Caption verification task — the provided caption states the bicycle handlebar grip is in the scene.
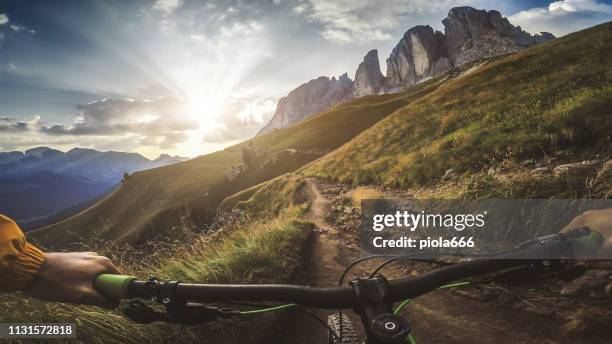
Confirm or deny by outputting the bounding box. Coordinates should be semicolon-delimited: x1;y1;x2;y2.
94;274;136;299
570;228;604;257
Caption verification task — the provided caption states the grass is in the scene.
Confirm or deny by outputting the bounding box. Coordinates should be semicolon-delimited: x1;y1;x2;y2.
305;22;612;197
152;206;312;284
4;207;312;343
225;175;310;219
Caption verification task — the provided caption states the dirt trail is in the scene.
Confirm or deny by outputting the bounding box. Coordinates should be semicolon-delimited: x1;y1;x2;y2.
273;178;606;344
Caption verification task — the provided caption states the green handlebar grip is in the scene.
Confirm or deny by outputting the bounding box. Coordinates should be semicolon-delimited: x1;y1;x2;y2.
94;274;136;299
571;229;604;257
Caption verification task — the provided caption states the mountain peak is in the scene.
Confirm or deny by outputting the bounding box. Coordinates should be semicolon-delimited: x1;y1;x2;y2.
25;147;52;158
383;6;555;90
353;49;385;97
257;74;354;134
153;154;188;164
442;6;554;66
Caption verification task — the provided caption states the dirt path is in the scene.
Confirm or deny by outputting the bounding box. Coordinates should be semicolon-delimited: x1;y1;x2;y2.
272;178;607;344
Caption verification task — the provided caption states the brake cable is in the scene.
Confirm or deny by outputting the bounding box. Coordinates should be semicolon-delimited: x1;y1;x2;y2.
238;303;297;315
392;281;471;344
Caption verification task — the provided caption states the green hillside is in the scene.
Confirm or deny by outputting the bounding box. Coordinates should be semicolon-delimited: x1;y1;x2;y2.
31;81;443;248
305;22;612;198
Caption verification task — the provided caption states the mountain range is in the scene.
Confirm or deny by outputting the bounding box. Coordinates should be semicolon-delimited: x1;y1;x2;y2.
0;147;187;228
258;6;554;134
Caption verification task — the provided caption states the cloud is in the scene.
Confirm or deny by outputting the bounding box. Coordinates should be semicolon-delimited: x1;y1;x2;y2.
28;94;275;150
7;62;16;71
154;0;183;13
201;96;277;143
219;21;264;38
0;116;38;133
295;0;460;43
40;97;197;144
509;0;612;36
0;13;35;49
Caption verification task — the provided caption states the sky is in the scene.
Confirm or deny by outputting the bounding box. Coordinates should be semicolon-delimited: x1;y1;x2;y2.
1;0;611;159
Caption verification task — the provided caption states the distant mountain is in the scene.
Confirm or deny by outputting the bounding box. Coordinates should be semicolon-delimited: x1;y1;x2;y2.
153;153;188;165
0;147;188;183
0;147;188;226
258;6;554;133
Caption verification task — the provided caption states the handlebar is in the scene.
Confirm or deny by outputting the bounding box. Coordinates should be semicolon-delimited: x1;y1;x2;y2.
94;229;604;309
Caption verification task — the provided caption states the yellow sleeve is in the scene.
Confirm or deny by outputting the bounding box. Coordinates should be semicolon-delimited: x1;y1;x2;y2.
0;214;45;292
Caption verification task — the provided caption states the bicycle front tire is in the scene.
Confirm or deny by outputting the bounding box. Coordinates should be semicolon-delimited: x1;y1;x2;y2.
327;313;360;344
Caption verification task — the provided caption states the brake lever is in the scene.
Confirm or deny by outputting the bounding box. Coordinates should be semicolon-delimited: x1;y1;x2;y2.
516;233;568;250
123;300;167;324
123;300;238;325
516;227;597;255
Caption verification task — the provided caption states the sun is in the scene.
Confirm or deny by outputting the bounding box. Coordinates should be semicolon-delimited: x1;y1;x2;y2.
184;95;226;137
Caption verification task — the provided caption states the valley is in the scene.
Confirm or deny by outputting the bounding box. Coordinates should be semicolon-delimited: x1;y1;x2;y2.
0;147;186;228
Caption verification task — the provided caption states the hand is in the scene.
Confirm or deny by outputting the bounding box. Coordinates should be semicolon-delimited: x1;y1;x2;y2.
24;252;122;308
562;208;612;259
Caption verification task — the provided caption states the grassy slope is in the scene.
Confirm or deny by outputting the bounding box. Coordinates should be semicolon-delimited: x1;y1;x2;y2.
5;207;313;343
32;88;439;248
305;22;612;198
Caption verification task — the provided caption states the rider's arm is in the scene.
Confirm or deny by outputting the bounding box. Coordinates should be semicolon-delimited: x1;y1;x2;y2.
1;213;122;308
0;214;45;292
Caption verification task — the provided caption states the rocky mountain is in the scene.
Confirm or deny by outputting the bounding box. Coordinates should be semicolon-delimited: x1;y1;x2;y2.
258;74;354;134
257;6;554;133
443;7;555;66
383;7;555;90
353;49;386;97
383;25;449;92
0;147;188;226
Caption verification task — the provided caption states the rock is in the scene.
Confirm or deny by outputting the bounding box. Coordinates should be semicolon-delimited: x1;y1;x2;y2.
353;49;385;97
531;167;552;175
258;74;354;134
560;270;610;296
443;7;553;66
553;160;600;176
383;25;447;90
534;32;555;43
